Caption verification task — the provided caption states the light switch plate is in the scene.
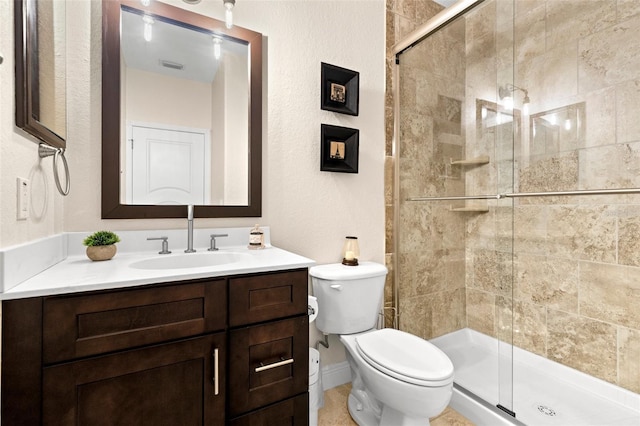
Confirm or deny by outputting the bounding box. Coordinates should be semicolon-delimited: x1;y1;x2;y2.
17;177;30;220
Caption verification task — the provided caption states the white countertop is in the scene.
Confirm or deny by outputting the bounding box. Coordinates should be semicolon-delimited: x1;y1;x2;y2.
2;245;315;300
0;228;316;300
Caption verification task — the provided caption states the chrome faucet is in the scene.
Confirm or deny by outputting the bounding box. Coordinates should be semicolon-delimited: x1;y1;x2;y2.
185;204;196;253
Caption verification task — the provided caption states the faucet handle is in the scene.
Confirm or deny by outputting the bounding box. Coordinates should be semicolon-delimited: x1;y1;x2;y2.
147;236;171;254
208;234;229;251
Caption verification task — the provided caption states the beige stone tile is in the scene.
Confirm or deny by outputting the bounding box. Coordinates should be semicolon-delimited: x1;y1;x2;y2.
513;205;547;255
399;294;429;339
585;86;616;148
471;249;513;297
416;0;444;25
515;253;579;313
514;299;547;357
546;0;616;47
318;384;357;426
546;205;617;263
514;3;545;65
618;205;640;267
617;0;640;22
429;288;466;338
466;288;495;337
580;261;640;330
518;151;579;195
617;80;640;144
579;14;640;92
547;309;617;384
431;406;475;426
618;327;640;393
319;384;474;426
580;142;640;191
384;253;394;308
385;204;394;254
384;155;394;206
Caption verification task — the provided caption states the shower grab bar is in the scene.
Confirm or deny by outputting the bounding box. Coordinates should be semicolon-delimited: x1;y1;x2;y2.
408;187;640;202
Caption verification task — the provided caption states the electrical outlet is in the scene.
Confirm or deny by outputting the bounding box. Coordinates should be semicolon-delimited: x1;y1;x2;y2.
17;177;30;220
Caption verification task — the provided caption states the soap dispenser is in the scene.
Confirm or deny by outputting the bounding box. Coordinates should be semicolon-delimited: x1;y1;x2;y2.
248;224;265;249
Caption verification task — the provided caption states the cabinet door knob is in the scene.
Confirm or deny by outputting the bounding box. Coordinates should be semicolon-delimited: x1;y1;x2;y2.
255;357;294;373
212;348;219;395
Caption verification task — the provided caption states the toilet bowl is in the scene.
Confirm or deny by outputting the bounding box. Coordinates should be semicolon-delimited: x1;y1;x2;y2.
309;262;454;426
341;329;453;426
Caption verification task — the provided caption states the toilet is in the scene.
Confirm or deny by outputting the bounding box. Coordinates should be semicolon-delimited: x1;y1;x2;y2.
310;262;454;426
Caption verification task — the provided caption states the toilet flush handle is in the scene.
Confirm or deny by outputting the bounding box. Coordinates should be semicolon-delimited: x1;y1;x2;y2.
330;284;343;291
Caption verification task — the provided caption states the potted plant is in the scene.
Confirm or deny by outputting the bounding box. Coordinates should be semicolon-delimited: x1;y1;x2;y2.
83;231;121;261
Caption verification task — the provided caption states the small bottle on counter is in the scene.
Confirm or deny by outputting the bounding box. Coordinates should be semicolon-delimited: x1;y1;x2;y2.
248;224;265;249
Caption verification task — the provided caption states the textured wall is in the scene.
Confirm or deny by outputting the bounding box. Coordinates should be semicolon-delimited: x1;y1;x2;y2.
1;0;385;366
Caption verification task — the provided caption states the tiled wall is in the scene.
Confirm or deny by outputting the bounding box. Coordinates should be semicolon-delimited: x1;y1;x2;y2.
389;0;640;394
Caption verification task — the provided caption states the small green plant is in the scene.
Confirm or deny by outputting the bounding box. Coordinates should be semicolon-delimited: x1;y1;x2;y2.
83;231;121;247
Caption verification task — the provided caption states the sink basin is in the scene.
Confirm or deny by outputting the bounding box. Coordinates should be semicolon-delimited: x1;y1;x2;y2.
130;252;249;270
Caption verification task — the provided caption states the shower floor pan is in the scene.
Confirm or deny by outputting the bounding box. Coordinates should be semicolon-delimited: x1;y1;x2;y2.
431;328;640;426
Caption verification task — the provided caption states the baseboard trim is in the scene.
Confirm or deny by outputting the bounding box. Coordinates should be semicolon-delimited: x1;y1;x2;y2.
321;361;351;391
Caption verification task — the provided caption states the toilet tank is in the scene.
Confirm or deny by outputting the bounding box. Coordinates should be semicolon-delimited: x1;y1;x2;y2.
309;262;388;335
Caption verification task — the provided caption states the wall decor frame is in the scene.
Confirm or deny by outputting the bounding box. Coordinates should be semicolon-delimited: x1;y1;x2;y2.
321;62;359;116
320;124;359;173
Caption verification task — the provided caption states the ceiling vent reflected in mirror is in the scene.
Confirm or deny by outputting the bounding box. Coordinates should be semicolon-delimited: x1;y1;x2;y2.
160;60;184;70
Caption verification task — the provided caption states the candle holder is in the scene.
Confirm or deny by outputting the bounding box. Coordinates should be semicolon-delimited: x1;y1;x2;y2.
341;236;360;266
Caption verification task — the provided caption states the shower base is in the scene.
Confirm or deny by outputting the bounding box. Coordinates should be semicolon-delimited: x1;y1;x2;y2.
430;328;640;426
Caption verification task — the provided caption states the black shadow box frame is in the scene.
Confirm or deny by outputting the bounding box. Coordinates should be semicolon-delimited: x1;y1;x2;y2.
321;63;359;116
320;124;359;173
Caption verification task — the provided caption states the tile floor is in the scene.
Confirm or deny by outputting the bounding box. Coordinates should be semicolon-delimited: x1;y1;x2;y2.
318;384;475;425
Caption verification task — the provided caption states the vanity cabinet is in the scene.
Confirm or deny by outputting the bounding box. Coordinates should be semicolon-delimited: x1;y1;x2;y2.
2;268;309;426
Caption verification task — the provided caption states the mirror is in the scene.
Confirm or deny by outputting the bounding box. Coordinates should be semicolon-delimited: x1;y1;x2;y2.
102;0;262;218
15;0;67;149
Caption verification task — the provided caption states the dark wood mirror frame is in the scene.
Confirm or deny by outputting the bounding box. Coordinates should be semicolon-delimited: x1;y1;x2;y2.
15;0;67;149
102;0;262;219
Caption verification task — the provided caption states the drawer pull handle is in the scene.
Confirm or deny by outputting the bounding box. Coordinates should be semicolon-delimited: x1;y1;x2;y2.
255;357;294;373
213;348;219;395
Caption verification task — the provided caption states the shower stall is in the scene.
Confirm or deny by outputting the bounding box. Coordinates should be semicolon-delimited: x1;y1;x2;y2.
392;0;640;424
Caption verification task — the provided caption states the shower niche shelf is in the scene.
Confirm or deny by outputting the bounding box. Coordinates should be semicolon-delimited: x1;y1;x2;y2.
449;205;489;213
450;156;490;166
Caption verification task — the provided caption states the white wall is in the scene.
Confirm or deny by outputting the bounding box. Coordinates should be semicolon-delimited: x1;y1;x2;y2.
1;0;385;366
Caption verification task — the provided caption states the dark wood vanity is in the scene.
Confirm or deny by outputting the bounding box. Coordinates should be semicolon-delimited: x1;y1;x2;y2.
2;268;309;425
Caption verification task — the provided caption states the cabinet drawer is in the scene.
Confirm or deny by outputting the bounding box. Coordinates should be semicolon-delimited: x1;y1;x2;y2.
43;279;226;364
228;393;309;426
229;269;307;326
228;315;309;416
43;333;225;426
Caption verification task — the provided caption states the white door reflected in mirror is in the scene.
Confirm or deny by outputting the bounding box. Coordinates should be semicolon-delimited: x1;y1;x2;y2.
120;7;249;206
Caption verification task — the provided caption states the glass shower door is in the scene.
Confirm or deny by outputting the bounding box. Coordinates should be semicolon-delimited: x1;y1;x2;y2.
394;0;516;416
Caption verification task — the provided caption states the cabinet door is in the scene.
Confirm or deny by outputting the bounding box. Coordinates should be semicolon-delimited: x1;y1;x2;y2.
228;394;309;426
42;333;225;426
229;269;307;327
229;316;308;416
43;279;226;364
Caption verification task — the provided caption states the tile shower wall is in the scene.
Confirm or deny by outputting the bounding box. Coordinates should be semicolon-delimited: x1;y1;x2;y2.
466;0;640;394
390;0;640;395
385;0;447;329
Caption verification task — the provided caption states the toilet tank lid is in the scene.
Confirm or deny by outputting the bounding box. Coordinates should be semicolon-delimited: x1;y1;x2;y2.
309;262;388;280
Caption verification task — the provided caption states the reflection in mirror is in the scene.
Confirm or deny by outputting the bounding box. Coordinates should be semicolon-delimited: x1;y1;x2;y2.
120;8;248;206
102;0;262;218
530;102;586;154
15;0;67;148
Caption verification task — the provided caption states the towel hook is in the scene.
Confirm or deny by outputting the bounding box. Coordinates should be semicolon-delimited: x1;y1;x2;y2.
38;143;70;196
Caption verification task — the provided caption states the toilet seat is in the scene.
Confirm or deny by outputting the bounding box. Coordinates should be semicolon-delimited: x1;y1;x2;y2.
355;329;454;387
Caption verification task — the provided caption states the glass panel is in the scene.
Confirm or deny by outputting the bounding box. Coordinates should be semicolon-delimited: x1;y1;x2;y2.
396;0;516;413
